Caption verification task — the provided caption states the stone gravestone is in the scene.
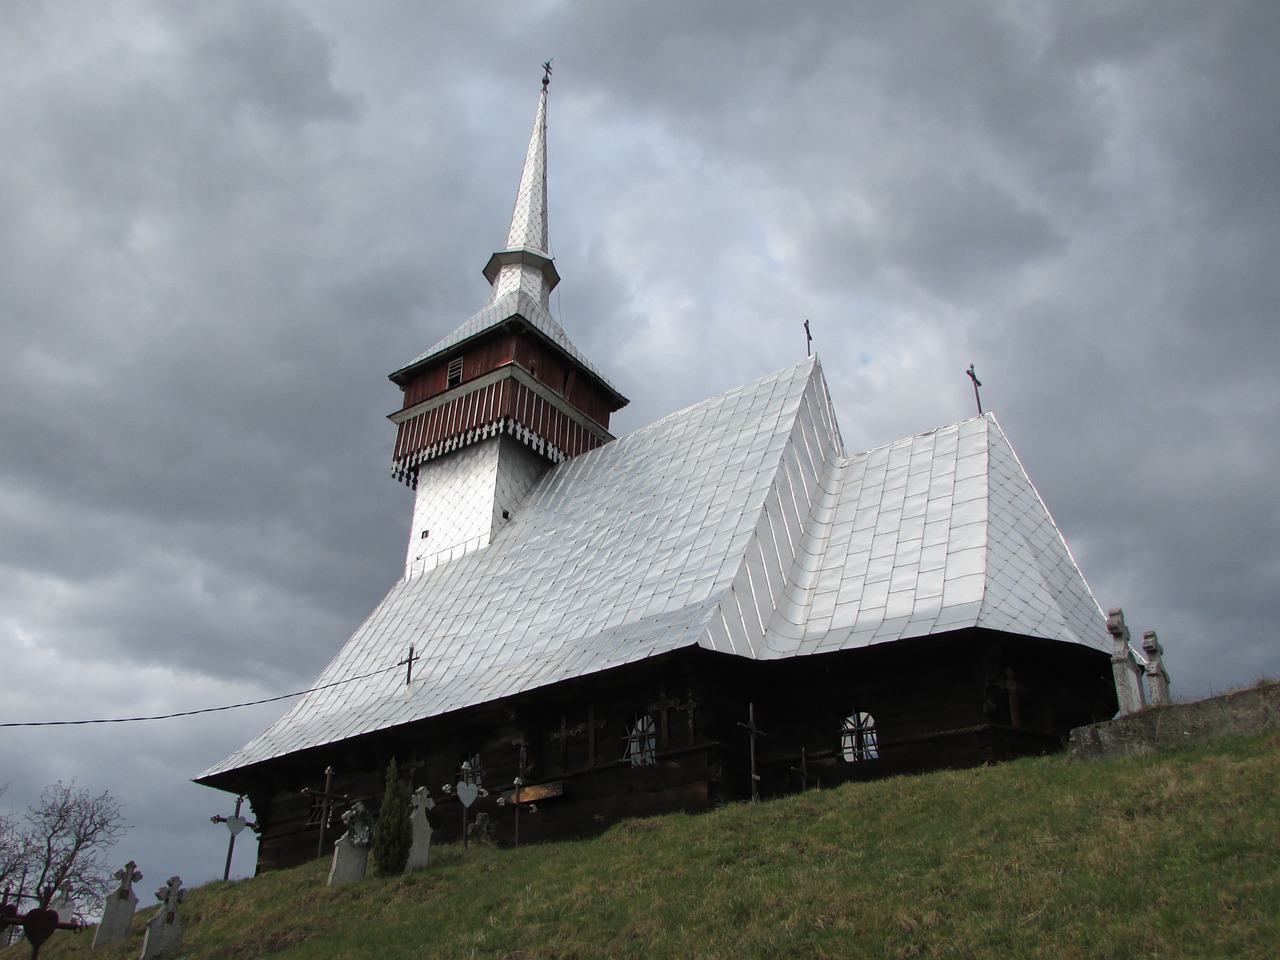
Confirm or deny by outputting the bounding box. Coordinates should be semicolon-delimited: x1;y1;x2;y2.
469;812;495;845
92;861;142;948
48;881;74;924
1142;630;1172;706
405;787;438;872
140;876;187;960
327;802;373;886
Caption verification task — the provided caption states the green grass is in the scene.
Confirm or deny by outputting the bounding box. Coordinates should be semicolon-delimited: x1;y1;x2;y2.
19;732;1280;959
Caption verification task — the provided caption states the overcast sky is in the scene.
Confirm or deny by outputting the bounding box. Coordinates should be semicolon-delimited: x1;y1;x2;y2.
3;0;1277;904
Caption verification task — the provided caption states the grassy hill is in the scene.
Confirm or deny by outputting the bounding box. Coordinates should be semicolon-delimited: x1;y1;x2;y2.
18;732;1279;959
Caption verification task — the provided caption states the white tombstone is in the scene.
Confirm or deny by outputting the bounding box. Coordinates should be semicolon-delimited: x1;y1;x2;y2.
140;876;186;960
48;881;74;924
327;802;372;886
405;787;436;872
93;860;142;948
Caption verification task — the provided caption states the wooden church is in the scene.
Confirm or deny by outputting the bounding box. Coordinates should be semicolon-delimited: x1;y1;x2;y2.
197;76;1118;872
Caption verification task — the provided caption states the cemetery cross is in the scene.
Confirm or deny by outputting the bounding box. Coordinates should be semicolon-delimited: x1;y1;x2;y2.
301;766;347;859
210;794;259;881
737;702;768;802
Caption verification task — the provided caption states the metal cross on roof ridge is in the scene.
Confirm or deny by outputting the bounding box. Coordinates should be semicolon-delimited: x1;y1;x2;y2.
967;363;983;416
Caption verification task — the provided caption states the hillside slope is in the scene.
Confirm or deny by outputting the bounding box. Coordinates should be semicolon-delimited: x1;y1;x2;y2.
20;732;1279;960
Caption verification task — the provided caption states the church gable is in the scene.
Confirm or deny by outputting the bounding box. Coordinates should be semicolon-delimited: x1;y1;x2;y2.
703;364;847;657
199;359;825;779
976;419;1104;646
780;415;1106;655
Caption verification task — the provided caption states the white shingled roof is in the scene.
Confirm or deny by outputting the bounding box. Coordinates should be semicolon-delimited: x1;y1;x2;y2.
394;288;620;395
200;357;1106;779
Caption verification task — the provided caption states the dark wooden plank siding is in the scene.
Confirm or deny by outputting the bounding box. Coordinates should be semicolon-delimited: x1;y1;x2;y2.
212;633;1115;874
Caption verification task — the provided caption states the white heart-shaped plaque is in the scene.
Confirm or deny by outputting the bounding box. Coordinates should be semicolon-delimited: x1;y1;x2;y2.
456;782;479;808
226;816;248;836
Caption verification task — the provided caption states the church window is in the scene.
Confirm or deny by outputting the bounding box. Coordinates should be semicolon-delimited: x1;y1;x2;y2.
625;714;657;766
841;711;879;762
447;356;464;388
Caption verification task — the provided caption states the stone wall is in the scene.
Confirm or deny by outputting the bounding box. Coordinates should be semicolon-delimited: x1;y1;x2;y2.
1068;680;1280;761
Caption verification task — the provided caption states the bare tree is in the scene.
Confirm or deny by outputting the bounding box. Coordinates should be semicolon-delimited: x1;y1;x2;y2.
0;785;33;893
21;782;125;915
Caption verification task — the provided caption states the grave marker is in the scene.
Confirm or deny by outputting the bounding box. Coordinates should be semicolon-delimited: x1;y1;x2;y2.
301;766;346;858
140;876;187;960
92;861;141;948
210;795;258;881
405;787;438;872
327;802;372;886
737;702;768;802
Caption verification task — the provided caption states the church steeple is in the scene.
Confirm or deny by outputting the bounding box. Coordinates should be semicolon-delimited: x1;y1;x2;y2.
386;70;628;578
482;72;559;308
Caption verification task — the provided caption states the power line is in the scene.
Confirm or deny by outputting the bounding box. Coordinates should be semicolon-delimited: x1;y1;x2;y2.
0;664;402;728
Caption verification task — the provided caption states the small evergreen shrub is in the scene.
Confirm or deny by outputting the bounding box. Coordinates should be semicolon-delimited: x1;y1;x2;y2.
372;757;413;877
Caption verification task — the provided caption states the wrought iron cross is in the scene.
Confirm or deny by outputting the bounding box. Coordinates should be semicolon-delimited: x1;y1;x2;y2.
737;702;768;802
804;319;813;357
300;766;346;859
649;686;683;748
583;705;606;767
0;891;83;959
446;757;486;850
790;746;817;790
675;688;699;742
210;795;259;882
542;59;553;88
511;737;529;847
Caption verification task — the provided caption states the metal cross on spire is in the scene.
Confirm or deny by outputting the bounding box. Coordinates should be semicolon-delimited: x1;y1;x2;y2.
804;320;813;357
542;59;553;88
967;364;983;416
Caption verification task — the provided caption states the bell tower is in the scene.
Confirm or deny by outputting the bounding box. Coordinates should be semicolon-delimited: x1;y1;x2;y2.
388;69;628;578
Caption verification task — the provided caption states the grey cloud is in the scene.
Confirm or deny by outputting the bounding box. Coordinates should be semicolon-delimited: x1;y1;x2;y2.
2;0;1277;897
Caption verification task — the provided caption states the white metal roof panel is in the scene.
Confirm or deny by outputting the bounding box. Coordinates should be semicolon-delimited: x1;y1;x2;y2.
201;358;1106;778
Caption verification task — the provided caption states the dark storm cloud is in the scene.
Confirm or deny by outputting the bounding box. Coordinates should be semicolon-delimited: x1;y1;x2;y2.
2;0;1276;893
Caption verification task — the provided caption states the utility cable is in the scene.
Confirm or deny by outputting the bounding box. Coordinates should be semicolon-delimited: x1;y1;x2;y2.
0;663;402;727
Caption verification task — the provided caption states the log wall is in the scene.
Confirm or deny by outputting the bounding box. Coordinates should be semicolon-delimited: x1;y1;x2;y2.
223;632;1116;873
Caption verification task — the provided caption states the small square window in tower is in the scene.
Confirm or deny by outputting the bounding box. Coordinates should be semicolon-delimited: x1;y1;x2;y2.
841;711;879;762
446;356;464;388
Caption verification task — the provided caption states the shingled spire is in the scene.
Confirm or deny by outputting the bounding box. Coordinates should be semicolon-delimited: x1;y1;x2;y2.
482;75;557;307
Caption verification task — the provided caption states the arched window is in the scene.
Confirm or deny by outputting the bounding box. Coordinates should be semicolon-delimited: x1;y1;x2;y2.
841;711;879;762
625;714;657;766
